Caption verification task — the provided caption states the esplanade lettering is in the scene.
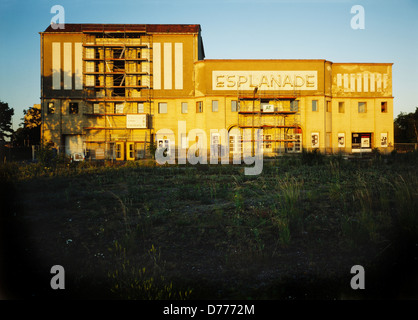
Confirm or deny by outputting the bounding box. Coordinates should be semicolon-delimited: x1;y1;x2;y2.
212;70;318;91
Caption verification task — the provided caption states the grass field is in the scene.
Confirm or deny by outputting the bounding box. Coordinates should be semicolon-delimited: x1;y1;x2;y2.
1;151;417;299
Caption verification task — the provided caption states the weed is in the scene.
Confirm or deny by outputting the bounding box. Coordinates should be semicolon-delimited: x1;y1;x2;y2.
272;215;291;251
301;149;324;165
393;175;418;240
108;242;192;300
233;191;244;213
277;176;304;234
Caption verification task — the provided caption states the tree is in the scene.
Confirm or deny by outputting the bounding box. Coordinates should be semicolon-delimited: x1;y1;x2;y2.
394;107;418;143
0;101;14;142
12;104;41;147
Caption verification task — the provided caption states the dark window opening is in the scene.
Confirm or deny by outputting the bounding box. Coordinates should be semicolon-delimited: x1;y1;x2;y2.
113;75;124;87
47;102;55;114
113;60;125;72
69;103;79;114
196;101;203;113
352;133;372;150
381;101;388;113
113;49;124;59
113;87;125;97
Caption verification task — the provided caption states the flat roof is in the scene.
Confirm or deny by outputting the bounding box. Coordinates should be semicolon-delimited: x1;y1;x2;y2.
41;23;201;34
197;59;393;65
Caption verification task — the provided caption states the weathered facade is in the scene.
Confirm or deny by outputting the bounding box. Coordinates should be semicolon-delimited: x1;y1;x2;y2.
40;23;394;160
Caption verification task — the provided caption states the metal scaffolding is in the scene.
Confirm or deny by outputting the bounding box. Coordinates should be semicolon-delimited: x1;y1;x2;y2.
237;89;302;156
81;25;154;160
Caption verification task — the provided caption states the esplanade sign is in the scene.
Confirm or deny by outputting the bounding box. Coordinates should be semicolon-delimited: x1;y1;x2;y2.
212;70;318;91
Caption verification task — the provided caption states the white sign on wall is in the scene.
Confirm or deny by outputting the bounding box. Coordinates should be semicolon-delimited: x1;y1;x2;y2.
212;70;318;91
311;132;319;148
380;133;388;147
338;133;345;148
361;136;370;148
262;104;275;112
126;114;147;129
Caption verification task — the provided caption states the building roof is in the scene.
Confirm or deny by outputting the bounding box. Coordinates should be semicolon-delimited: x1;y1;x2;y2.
42;23;201;34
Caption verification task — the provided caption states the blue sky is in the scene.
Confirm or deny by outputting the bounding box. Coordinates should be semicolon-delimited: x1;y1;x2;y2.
0;0;417;129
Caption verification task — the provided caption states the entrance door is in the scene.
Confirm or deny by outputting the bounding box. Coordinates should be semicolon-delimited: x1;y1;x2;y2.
115;142;124;160
352;133;372;153
126;142;135;161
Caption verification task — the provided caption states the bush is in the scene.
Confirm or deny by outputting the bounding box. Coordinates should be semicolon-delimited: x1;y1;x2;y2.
301;149;324;165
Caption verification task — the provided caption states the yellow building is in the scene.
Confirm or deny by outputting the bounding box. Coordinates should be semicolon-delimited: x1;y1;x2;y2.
40;23;394;161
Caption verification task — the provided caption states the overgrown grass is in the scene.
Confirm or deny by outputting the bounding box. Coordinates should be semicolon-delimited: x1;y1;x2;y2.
2;151;417;299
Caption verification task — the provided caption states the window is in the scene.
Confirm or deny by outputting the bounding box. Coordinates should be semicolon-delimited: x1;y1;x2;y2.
137;103;144;113
181;134;188;149
211;133;221;158
287;134;302;153
93;103;100;114
326;101;331;113
196;101;203;113
181;102;188;114
157;139;170;156
352;133;371;150
47;102;55;114
69;102;78;114
358;102;367;113
158;102;167;114
264;134;272;150
231;100;239;112
338;102;345;113
290;100;299;112
86;62;94;73
312;100;318;112
115;103;124;114
381;101;388;113
212;100;218;112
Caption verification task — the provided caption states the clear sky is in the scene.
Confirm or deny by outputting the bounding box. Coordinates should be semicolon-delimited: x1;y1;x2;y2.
0;0;417;130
